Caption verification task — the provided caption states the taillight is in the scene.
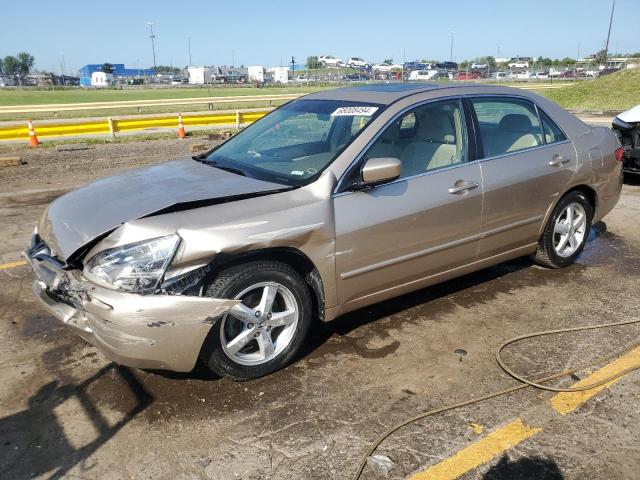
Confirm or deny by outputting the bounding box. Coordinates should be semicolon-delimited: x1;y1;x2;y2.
614;147;624;162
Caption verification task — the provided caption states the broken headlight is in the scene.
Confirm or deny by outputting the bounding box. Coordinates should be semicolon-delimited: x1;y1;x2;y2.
83;235;180;294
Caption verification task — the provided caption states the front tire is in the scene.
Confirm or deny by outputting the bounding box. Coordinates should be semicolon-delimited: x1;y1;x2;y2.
200;260;312;380
533;191;593;268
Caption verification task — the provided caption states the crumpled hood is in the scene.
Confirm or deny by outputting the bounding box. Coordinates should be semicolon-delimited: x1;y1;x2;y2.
37;158;288;262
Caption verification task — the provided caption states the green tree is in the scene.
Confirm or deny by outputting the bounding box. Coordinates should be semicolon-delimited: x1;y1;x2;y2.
3;56;20;83
594;49;608;65
101;62;115;74
383;58;393;65
155;65;181;75
306;56;320;69
16;51;34;79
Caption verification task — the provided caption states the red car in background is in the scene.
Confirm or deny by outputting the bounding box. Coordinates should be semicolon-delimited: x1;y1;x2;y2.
454;71;483;80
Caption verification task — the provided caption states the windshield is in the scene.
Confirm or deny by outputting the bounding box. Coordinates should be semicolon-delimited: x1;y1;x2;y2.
203;99;383;186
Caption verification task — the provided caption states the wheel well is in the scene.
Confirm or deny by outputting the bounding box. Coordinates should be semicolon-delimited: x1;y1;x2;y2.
210;248;325;322
566;185;597;212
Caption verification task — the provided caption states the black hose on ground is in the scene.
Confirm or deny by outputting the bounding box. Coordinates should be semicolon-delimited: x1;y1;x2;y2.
352;318;640;480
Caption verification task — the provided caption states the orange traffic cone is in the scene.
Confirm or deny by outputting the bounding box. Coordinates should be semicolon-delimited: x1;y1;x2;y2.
177;113;187;139
27;119;39;147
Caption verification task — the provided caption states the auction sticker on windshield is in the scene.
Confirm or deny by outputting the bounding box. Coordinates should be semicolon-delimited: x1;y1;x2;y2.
331;106;379;117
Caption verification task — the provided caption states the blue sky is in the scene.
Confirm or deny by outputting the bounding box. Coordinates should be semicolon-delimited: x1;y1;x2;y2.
1;0;638;74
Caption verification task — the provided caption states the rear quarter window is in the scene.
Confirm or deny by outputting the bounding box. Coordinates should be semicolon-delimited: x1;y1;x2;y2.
539;109;568;144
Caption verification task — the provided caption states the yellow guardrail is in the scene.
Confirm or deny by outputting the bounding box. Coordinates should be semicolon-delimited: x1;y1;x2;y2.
0;109;272;142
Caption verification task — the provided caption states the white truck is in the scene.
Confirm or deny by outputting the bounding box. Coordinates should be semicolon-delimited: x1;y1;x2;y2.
319;55;343;67
346;57;369;68
408;69;439;81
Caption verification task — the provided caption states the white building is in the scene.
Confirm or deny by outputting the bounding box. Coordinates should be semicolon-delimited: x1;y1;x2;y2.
248;66;265;83
187;66;214;84
268;67;289;84
91;71;114;87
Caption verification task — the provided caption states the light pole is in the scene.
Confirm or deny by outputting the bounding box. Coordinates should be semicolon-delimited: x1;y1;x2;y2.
187;36;192;66
147;22;157;76
450;31;455;62
59;52;66;86
603;0;615;65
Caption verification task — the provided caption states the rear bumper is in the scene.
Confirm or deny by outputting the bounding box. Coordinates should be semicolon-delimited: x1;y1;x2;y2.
26;254;238;372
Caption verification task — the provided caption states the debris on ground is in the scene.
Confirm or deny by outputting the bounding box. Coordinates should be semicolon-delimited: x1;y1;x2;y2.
208;132;232;141
55;143;92;151
188;143;210;153
469;422;484;435
0;156;25;167
367;454;395;476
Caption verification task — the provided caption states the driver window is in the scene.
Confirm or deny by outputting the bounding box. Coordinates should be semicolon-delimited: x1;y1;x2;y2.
364;99;468;178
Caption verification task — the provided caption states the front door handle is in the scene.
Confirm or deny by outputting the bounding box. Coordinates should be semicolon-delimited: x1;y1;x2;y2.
549;155;570;167
448;180;479;194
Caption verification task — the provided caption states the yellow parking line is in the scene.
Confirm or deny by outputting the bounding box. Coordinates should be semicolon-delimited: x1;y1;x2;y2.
0;259;27;270
410;346;640;480
410;418;542;480
550;345;640;415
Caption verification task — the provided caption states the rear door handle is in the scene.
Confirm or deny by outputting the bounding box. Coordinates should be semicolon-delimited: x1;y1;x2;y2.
549;155;570;167
448;180;479;194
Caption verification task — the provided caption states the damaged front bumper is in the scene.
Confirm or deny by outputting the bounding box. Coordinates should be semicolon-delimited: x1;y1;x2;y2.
25;251;239;372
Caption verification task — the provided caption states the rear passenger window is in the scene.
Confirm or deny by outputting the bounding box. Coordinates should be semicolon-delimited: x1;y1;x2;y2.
539;109;567;144
471;98;544;158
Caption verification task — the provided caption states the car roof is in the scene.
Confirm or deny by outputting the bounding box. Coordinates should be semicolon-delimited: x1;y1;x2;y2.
302;82;530;105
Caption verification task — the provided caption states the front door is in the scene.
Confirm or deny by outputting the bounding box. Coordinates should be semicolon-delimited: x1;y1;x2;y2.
333;98;484;307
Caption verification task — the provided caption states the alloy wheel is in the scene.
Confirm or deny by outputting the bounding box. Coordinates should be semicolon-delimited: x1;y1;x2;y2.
553;202;587;258
220;282;299;366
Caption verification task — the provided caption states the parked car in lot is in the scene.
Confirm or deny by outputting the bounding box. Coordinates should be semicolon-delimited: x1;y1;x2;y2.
471;63;488;70
455;71;483;80
491;71;509;80
404;62;430;71
372;63;393;72
508;60;529;69
435;61;458;70
408;69;439;81
533;71;549;79
612;105;640;174
26;83;623;380
346;57;369;68
319;55;343;67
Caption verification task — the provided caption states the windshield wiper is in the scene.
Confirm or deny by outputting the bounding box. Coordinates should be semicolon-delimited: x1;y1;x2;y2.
204;162;248;177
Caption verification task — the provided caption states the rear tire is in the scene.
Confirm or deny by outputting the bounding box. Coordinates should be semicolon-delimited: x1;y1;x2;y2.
532;191;593;268
200;260;312;381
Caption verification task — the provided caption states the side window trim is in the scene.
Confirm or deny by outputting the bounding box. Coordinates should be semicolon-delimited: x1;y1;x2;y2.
334;95;467;194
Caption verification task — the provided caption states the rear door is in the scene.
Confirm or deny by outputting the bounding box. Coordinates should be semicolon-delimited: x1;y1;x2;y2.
468;96;576;258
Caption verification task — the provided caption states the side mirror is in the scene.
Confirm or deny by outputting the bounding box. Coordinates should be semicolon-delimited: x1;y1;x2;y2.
360;157;401;186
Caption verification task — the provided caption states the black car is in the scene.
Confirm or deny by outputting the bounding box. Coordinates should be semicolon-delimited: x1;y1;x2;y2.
435;61;458;70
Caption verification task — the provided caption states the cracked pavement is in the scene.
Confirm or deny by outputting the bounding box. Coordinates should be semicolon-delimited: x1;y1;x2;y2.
1;140;640;479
